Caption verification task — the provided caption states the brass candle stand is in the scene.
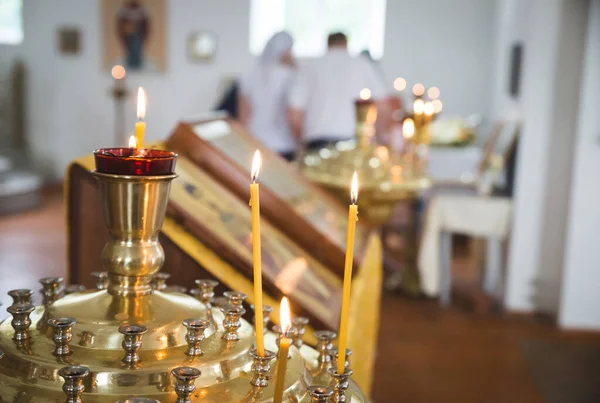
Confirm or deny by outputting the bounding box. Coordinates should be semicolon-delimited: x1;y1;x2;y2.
0;167;369;401
299;99;431;226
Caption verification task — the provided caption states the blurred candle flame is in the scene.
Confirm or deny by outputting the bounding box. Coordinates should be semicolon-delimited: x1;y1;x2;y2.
280;297;292;335
412;83;425;96
350;172;359;204
393;77;406;91
137;87;146;120
359;88;371;100
251;150;262;182
424;102;435;116
403;118;415;139
128;135;137;149
427;86;440;99
111;65;126;80
413;99;425;114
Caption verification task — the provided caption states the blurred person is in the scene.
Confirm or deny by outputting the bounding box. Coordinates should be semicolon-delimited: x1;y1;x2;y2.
289;32;387;151
238;31;298;161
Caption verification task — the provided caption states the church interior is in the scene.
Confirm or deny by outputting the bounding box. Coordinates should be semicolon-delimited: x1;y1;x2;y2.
1;0;599;402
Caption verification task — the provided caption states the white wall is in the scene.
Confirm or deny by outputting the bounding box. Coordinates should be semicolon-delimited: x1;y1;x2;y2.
381;0;495;119
503;0;591;314
0;0;496;179
559;0;600;329
13;0;253;179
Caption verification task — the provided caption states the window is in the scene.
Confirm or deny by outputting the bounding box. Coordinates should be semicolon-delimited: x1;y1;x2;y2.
0;0;23;45
249;0;387;59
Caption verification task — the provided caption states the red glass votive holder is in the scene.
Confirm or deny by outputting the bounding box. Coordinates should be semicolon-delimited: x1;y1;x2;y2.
94;148;177;176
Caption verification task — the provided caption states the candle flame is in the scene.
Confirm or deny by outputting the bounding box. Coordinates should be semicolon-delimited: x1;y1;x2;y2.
413;99;425;114
412;83;425;96
137;87;146;119
403;118;415;139
359;88;371;100
393;77;406;91
424;102;435;116
251;150;262;182
280;296;292;335
111;65;126;80
427;86;440;99
128;135;137;148
350;172;359;204
433;99;443;113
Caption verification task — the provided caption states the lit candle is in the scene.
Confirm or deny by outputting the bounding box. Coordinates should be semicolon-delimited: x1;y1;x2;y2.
393;77;407;92
427;86;440;100
413;99;425;130
358;87;372;102
424;102;434;125
111;65;126;89
128;135;136;157
249;150;265;357
337;172;359;375
412;83;425;98
135;87;146;147
273;296;292;403
402;118;415;141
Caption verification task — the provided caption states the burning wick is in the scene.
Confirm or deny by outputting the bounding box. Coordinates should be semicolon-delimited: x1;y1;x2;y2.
128;135;137;157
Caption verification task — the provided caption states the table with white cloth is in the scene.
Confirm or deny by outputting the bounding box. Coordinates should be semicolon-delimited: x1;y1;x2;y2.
418;194;513;301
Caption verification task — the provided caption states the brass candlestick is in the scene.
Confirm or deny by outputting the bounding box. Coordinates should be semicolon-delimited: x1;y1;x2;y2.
0;165;369;402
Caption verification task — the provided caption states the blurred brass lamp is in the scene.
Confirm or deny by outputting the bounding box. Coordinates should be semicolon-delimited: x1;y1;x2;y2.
0;148;368;402
299;96;432;226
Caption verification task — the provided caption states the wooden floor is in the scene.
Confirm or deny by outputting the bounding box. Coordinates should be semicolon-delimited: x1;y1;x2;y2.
2;190;600;403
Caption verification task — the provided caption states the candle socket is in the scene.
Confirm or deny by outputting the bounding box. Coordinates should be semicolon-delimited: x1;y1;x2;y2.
221;304;245;341
193;279;219;306
183;318;211;356
249;348;276;387
48;317;76;356
328;367;353;403
251;304;272;329
8;289;33;306
171;366;201;403
314;330;337;364
7;303;35;341
331;348;352;370
223;291;247;307
272;325;283;348
58;365;90;403
91;271;109;290
119;324;147;365
151;273;170;291
39;277;64;306
308;385;334;403
291;317;309;348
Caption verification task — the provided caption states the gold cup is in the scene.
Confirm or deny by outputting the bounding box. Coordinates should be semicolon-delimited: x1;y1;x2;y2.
92;172;177;296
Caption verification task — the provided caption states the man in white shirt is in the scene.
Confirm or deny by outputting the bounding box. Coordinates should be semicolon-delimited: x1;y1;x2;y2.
288;32;387;150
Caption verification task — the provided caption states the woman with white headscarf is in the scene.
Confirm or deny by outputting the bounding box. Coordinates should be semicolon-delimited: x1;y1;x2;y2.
239;31;297;160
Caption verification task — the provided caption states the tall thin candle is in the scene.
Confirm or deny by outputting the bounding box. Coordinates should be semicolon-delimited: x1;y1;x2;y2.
337;172;359;374
273;297;292;403
135;87;146;147
249;150;265;356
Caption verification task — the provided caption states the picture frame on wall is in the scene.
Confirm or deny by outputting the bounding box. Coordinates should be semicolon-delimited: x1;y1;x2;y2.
187;31;218;63
102;0;167;72
58;27;81;55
